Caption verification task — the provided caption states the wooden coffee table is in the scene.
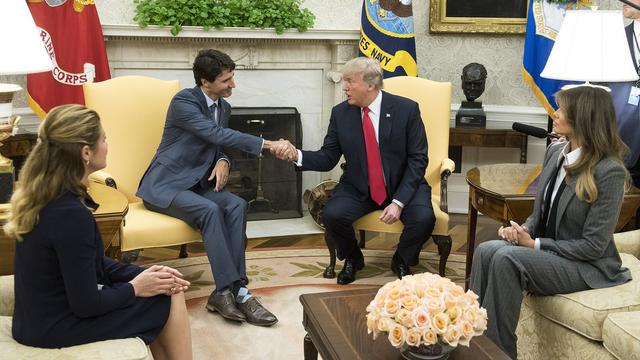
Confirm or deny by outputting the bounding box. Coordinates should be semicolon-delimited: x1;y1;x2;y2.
0;182;128;275
300;287;510;360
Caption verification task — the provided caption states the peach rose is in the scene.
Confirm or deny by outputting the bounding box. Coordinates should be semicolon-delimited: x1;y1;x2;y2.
412;308;432;329
422;328;438;345
459;320;475;339
388;323;407;348
425;287;442;299
383;299;400;316
406;328;423;347
446;306;463;324
395;308;413;328
432;313;449;334
377;317;393;332
442;325;462;347
387;287;403;301
401;294;420;311
424;297;445;315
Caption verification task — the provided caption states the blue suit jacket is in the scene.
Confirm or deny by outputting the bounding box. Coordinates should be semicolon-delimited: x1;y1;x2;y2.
137;86;263;208
301;91;429;205
604;23;640;167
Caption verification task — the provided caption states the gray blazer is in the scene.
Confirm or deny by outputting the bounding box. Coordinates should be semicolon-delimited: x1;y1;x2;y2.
137;86;263;208
522;142;631;289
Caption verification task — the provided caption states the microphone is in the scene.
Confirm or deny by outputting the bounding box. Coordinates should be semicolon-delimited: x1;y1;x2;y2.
512;122;560;139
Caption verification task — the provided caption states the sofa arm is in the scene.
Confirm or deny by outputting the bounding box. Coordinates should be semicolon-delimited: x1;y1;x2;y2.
0;275;14;316
614;230;640;258
89;170;118;189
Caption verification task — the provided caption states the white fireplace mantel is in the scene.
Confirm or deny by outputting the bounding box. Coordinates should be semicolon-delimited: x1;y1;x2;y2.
102;24;360;41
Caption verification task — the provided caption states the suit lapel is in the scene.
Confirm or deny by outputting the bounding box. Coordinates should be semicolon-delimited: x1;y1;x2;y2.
219;98;230;128
379;92;393;144
555;175;576;236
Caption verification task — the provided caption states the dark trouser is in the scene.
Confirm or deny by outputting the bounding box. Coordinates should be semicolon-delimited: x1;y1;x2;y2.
321;182;435;266
144;184;248;292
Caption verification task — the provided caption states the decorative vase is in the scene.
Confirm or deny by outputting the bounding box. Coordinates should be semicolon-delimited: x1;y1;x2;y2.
400;342;456;360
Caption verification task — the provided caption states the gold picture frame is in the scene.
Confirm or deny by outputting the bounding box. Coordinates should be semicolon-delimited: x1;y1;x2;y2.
429;0;528;34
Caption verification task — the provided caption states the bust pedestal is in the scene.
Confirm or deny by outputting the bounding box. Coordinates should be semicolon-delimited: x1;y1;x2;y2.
455;101;486;128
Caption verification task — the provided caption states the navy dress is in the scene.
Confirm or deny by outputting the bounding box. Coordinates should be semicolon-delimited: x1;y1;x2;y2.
12;192;170;348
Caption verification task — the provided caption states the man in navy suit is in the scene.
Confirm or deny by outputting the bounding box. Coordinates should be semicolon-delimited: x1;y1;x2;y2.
275;57;436;284
605;1;640;187
138;49;289;326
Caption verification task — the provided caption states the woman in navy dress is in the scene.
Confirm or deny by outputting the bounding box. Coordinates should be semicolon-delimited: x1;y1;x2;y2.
5;105;192;359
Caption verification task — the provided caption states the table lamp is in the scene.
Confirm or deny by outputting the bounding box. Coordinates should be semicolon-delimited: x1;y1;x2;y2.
0;0;54;202
540;10;639;89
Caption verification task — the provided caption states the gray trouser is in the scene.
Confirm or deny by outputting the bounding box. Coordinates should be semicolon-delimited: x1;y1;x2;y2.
145;186;248;292
469;240;590;359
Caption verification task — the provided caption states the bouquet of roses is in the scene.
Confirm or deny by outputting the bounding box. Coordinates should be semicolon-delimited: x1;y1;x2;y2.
366;272;487;350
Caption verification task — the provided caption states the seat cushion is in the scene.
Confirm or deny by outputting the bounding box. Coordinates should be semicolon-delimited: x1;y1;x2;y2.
0;316;150;360
603;311;640;360
121;202;201;251
524;253;640;341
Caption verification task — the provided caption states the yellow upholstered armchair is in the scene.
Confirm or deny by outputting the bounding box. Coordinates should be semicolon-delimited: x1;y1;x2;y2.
83;76;201;262
323;76;454;278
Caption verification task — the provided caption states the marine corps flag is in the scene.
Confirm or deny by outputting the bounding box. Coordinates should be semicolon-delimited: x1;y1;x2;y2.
358;0;417;78
27;0;110;118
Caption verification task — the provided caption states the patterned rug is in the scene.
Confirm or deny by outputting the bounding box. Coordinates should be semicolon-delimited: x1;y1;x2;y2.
159;249;467;360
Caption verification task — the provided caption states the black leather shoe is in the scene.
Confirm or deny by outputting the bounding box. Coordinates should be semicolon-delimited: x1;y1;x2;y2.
337;256;365;285
206;290;246;322
391;257;411;279
237;297;278;327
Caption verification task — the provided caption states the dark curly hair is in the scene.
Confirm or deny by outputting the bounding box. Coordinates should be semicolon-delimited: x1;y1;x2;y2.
192;49;236;86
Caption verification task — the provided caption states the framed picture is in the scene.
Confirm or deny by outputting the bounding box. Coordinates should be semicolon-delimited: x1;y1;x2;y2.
429;0;528;34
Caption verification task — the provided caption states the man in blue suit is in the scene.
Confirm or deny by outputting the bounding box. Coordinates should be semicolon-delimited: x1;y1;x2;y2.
275;57;436;285
606;1;640;187
138;49;288;326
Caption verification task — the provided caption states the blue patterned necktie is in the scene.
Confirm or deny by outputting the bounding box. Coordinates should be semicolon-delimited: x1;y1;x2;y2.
210;102;218;124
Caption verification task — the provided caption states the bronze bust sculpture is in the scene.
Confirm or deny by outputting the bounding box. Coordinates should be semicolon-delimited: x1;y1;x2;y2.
456;63;487;128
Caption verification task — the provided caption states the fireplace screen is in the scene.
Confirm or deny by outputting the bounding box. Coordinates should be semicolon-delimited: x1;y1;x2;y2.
226;107;302;221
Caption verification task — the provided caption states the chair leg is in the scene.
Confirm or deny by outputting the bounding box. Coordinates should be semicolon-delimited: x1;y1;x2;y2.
432;235;452;277
323;232;337;279
179;244;189;258
121;250;140;264
358;230;366;249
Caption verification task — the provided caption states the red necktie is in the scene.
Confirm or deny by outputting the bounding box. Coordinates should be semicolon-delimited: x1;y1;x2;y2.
362;107;386;205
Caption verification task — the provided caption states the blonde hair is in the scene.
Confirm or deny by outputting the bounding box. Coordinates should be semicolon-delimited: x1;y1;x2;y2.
342;57;384;90
555;86;629;203
4;105;102;239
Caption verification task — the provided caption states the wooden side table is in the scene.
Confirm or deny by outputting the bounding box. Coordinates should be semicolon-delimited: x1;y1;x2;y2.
450;128;528;163
0;182;128;275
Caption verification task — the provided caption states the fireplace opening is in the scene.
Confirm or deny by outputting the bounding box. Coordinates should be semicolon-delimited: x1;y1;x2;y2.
226;107;303;221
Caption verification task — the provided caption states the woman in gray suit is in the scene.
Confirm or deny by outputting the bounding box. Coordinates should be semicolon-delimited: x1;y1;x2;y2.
469;86;632;359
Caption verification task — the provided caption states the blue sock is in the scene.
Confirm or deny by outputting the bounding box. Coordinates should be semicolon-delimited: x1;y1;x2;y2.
236;287;252;303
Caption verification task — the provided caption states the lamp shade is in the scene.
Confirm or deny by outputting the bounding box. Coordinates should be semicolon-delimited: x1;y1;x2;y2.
0;0;53;75
541;10;638;82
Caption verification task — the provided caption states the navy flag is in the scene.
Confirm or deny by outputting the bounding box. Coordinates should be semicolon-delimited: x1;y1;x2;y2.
359;0;417;78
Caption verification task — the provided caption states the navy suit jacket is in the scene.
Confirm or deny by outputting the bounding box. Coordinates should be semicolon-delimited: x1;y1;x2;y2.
604;23;640;167
137;86;263;208
301;91;429;205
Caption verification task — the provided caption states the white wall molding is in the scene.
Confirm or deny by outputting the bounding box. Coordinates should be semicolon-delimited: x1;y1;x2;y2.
102;24;360;42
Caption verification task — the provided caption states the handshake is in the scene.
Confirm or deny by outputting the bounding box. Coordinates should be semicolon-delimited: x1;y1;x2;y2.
265;139;298;162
